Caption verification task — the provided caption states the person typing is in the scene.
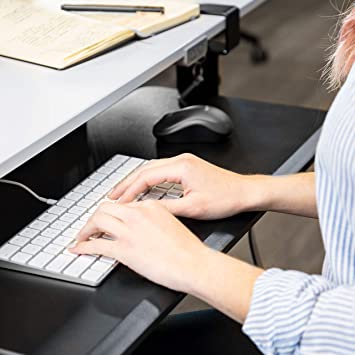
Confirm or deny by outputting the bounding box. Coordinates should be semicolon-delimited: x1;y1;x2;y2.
70;5;355;354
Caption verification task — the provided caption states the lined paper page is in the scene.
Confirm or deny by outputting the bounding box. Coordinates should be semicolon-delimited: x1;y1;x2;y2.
0;1;133;68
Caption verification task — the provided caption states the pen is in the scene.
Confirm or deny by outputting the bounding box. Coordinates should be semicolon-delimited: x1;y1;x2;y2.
61;4;165;14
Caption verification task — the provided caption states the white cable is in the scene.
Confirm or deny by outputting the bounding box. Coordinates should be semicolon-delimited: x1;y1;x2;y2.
0;179;58;205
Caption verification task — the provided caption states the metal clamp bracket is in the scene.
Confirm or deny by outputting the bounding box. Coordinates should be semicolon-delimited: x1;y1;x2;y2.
179;36;209;67
200;4;240;55
176;4;240;103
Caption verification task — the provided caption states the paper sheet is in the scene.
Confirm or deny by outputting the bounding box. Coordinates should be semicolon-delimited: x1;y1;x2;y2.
0;1;133;68
0;0;199;68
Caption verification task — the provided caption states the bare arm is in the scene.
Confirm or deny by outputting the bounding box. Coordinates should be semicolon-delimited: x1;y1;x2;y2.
246;172;317;218
189;248;263;323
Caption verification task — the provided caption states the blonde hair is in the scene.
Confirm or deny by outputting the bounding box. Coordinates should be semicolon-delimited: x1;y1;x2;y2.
325;3;355;90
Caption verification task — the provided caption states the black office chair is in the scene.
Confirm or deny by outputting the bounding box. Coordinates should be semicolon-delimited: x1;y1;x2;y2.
240;29;268;64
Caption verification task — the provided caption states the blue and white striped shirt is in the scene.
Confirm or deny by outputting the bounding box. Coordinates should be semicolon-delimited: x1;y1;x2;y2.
243;64;355;354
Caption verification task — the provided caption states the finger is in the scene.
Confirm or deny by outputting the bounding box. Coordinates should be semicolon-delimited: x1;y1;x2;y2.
76;212;126;242
70;238;119;259
158;196;195;217
117;163;184;203
108;159;169;199
95;201;138;224
108;157;178;199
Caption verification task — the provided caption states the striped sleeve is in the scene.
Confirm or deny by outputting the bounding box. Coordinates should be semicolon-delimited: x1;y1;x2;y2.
242;268;355;354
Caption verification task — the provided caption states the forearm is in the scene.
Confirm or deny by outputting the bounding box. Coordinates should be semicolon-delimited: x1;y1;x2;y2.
186;247;264;324
186;247;355;354
242;172;318;218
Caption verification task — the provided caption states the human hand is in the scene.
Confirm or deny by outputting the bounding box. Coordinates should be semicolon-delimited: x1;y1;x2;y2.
70;200;209;293
108;153;256;220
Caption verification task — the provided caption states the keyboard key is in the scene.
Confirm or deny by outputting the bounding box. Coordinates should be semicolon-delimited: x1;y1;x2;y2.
81;269;102;283
116;165;136;174
91;260;111;273
22;244;41;255
19;227;39;239
53;236;73;247
100;178;118;189
43;243;63;255
11;252;32;264
97;166;115;175
41;228;61;239
59;213;78;223
48;205;66;216
71;220;86;230
38;213;57;223
100;256;116;265
149;187;166;197
173;184;184;191
68;206;86;216
0;244;20;260
9;236;29;247
77;198;96;209
125;157;144;168
90;172;106;182
65;191;83;202
109;172;126;182
63;255;94;277
111;155;129;164
62;228;79;238
73;185;91;195
57;199;75;209
81;179;99;188
156;182;174;190
46;254;75;272
32;236;51;247
85;192;102;201
166;188;183;198
81;254;97;262
28;252;54;268
51;220;70;231
162;194;178;200
93;185;111;195
88;205;98;214
105;160;124;169
141;193;160;201
80;213;92;222
29;220;49;231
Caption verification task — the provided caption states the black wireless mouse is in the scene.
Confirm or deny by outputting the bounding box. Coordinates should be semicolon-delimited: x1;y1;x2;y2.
153;105;233;143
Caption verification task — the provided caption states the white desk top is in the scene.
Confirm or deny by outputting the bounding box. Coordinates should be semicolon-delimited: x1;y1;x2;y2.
0;0;265;178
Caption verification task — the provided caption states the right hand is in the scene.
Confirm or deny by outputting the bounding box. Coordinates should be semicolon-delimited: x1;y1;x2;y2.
108;153;257;220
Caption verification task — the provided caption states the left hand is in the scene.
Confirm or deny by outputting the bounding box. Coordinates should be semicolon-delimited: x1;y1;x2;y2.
70;200;209;292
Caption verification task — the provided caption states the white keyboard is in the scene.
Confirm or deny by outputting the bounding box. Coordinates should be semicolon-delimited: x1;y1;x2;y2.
0;155;183;286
